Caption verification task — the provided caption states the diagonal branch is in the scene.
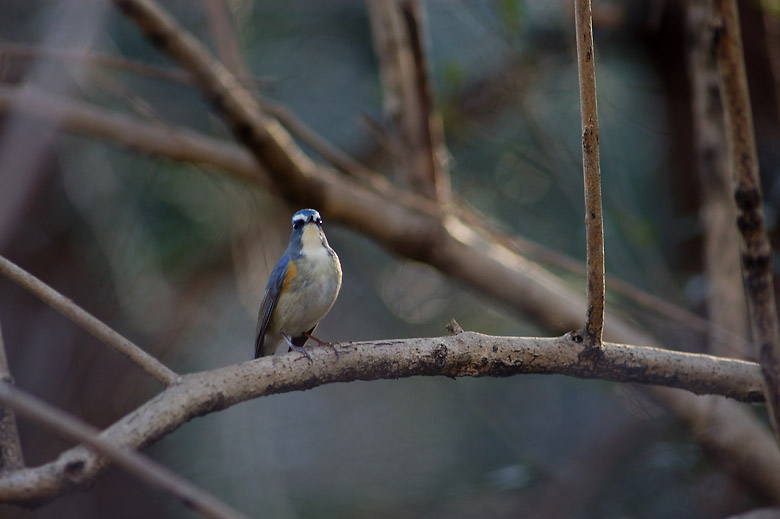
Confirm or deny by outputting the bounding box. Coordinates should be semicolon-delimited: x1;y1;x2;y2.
712;0;780;442
0;384;248;519
0;256;179;387
573;0;605;350
0;331;765;504
0;320;24;473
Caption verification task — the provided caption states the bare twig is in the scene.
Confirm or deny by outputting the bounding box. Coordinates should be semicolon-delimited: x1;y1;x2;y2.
0;384;248;519
0;331;765;504
573;0;605;349
260;99;379;181
0;256;179;387
712;0;780;440
0;321;24;472
687;0;749;358
366;0;450;200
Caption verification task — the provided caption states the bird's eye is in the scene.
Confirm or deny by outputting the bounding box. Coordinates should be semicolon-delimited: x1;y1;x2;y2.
292;220;303;230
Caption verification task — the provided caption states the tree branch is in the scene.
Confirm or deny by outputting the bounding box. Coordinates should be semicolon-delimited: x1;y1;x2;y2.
573;0;605;349
0;331;764;504
0;384;248;519
366;0;450;200
0;255;179;387
0;321;24;473
712;0;780;441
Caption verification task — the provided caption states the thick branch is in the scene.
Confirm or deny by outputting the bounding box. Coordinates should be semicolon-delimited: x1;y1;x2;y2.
712;0;780;440
0;256;179;387
0;384;247;519
0;321;24;472
573;0;605;348
0;331;764;504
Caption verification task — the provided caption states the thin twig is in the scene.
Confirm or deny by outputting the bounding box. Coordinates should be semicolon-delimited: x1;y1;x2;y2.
0;320;24;472
0;256;179;387
260;99;380;181
0;331;765;504
712;0;780;442
573;0;605;349
0;384;247;519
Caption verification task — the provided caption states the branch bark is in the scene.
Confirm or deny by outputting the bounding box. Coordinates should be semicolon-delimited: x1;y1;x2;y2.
0;321;24;473
712;0;780;440
573;0;605;349
0;384;248;519
0;255;179;387
0;331;764;504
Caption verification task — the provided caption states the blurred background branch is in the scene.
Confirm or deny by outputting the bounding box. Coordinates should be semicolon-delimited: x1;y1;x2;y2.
0;321;24;473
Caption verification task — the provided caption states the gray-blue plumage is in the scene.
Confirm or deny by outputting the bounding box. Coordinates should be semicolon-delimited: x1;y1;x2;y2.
254;209;342;359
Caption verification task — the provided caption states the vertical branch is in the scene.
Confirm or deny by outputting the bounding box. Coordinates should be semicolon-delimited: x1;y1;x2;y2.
712;0;780;441
0;320;24;472
687;0;749;357
573;0;605;349
366;0;450;201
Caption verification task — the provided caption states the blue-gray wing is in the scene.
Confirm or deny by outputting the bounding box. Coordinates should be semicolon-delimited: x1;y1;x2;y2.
254;256;290;359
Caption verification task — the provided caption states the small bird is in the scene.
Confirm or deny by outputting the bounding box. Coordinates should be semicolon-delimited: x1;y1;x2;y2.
254;209;342;359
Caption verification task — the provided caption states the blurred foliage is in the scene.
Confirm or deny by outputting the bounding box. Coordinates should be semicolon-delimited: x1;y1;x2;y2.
1;1;779;518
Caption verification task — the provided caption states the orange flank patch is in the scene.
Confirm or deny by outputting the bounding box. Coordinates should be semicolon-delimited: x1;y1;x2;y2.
283;259;296;289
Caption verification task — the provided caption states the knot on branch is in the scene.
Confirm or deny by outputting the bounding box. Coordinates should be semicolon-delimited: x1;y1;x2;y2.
432;343;448;367
446;319;464;335
567;331;605;363
64;460;86;483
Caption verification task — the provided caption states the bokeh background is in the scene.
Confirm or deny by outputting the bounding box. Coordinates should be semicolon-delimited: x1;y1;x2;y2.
1;0;779;517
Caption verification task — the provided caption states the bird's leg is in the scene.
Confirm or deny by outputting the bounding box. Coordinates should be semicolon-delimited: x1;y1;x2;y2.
281;332;312;361
305;332;339;356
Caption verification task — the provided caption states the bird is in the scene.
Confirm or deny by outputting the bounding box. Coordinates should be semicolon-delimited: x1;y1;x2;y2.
254;208;342;359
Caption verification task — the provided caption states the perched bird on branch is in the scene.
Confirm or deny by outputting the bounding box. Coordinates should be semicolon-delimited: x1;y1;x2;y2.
254;209;342;359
